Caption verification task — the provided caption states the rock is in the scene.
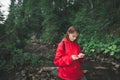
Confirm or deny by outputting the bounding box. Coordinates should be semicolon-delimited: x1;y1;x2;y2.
94;66;109;70
83;70;88;74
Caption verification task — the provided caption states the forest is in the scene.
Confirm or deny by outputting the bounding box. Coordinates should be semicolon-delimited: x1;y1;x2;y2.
0;0;120;80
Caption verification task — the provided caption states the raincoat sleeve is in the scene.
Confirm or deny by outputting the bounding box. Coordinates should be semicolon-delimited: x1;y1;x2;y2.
54;42;73;67
78;45;86;63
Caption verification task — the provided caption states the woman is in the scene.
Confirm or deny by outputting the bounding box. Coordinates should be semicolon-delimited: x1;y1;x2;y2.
54;26;87;80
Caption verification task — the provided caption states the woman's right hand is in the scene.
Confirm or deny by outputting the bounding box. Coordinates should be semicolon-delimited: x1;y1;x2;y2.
71;55;79;60
78;53;85;58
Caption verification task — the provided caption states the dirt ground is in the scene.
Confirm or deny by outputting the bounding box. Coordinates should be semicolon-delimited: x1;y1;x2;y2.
0;41;120;80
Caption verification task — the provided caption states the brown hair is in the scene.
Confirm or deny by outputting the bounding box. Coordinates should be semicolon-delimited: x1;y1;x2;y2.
66;26;79;41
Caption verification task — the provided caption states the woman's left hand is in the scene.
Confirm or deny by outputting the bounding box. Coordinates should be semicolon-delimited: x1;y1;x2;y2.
78;53;85;58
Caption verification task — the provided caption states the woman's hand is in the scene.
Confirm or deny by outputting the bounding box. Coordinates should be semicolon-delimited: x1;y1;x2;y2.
71;55;79;60
78;53;85;58
71;53;85;60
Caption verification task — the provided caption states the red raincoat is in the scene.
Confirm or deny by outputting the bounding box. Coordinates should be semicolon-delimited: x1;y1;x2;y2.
54;38;85;80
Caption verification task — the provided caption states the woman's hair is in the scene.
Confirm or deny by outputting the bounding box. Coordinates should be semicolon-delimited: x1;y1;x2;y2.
66;26;79;41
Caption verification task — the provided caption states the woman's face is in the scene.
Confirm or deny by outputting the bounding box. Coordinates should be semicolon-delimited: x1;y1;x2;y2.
68;32;78;41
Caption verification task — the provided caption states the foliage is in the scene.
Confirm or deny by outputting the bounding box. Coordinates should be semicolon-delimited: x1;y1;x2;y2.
78;34;120;59
0;48;53;72
12;49;53;67
0;0;120;72
0;5;5;23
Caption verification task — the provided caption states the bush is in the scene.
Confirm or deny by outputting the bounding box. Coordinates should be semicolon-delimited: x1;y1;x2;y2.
78;34;120;59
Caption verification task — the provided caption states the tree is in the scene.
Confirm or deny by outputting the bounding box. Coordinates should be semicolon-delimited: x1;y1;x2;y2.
1;0;120;68
0;3;5;24
0;3;5;39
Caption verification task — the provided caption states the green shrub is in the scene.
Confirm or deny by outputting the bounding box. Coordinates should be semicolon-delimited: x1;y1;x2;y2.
78;34;120;58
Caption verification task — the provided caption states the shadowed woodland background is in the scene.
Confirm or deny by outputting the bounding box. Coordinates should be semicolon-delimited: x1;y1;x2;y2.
0;0;120;80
